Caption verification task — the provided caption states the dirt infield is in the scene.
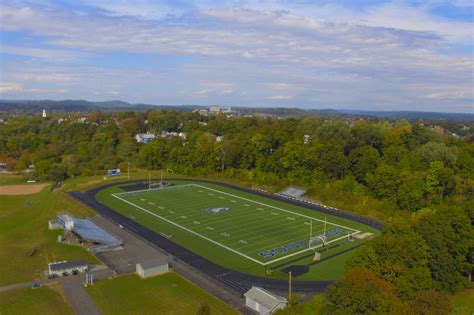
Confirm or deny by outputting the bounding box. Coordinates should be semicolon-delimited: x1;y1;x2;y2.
0;183;49;195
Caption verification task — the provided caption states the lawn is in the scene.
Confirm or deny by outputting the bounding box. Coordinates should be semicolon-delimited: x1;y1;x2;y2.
86;273;238;315
452;288;474;315
0;184;99;286
97;180;379;280
0;174;26;186
0;285;73;315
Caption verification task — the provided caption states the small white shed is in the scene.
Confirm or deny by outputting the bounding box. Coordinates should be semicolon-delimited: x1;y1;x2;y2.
244;286;287;315
136;260;169;278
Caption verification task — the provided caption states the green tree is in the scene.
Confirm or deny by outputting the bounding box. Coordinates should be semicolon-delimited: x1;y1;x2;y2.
397;171;425;211
324;267;403;314
348;222;432;298
407;291;452;315
48;163;68;182
426;161;456;203
348;146;380;183
366;164;402;200
414;206;473;292
316;146;349;179
418;142;457;168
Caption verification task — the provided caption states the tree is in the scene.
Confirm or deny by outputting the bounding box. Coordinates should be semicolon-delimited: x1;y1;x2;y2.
397;171;425;211
366;164;401;200
407;291;452;315
348;146;380;183
426;161;455;203
48;163;68;182
316;146;349;179
414;206;473;292
418;142;457;168
348;222;432;298
324;267;403;314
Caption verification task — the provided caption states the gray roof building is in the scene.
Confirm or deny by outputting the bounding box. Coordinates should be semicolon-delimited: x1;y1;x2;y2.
136;259;169;278
48;260;89;276
244;286;287;315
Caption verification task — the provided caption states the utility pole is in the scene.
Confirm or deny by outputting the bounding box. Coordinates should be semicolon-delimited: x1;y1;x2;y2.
128;161;130;180
148;172;151;189
309;220;313;248
221;148;225;173
288;271;292;300
160;171;163;187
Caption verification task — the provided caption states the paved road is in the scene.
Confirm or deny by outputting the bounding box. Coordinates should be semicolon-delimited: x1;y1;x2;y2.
60;276;101;315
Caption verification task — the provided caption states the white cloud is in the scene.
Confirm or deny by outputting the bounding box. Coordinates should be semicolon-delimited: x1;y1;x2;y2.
0;83;23;94
269;95;293;100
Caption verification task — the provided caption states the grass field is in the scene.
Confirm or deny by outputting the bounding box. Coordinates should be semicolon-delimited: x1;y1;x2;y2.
0;285;73;315
98;181;379;279
452;288;474;315
0;177;99;286
86;273;238;315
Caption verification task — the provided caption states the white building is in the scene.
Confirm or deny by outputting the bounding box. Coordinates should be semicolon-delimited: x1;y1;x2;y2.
42;109;47;118
135;133;156;143
136;260;169;278
244;286;287;315
48;260;88;277
209;105;221;114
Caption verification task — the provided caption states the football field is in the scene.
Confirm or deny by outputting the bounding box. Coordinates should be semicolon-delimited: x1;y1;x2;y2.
112;184;360;265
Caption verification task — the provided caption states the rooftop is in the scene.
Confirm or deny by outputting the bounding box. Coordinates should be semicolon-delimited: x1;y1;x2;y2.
58;214;123;253
244;286;287;310
138;259;168;270
49;260;88;272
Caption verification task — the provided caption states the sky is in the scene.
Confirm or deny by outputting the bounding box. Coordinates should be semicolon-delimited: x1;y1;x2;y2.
0;0;473;112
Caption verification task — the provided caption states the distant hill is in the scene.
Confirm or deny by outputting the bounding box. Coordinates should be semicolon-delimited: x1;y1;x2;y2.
0;99;472;121
330;109;474;121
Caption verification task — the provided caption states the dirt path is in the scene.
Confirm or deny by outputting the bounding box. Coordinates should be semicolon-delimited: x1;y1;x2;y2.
0;183;49;195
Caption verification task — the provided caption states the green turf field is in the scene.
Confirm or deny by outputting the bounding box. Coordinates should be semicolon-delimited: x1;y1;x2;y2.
113;184;360;265
98;181;378;279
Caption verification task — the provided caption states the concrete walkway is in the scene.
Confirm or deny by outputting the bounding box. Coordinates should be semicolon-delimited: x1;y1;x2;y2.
59;276;102;315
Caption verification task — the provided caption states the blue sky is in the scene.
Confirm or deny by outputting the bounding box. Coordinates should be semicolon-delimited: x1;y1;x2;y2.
0;0;472;112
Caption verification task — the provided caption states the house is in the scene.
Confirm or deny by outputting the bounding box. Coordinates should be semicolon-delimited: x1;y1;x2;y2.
244;286;287;314
135;133;156;143
160;131;186;140
136;260;169;278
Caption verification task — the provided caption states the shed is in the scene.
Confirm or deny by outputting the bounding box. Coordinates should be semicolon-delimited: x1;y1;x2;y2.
136;260;169;278
244;286;287;314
